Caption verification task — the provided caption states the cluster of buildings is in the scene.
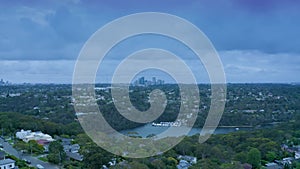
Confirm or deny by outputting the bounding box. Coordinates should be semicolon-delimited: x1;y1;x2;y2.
176;155;197;169
16;130;54;144
15;130;84;162
133;77;165;86
60;138;83;161
265;144;300;169
0;79;10;86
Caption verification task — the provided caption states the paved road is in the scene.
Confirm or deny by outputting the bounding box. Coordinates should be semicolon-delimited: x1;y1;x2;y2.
0;138;59;169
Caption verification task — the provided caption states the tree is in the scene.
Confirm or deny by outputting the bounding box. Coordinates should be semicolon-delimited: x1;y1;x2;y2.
151;159;166;169
81;143;113;169
234;152;248;164
247;148;261;169
266;151;277;162
296;162;300;169
194;143;211;159
129;161;149;169
47;141;66;164
28;140;44;154
220;162;244;169
194;159;220;169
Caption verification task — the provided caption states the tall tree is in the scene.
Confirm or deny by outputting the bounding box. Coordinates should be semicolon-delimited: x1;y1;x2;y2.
48;141;66;164
247;148;261;169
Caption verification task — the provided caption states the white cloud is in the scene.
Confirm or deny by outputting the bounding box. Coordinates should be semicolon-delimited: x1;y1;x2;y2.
0;60;75;83
220;50;300;83
0;50;299;84
16;6;55;26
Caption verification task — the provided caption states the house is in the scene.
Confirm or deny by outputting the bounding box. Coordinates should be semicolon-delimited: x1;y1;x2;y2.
102;165;109;169
66;151;83;161
64;144;80;154
59;138;83;162
177;160;191;169
108;158;116;166
16;130;54;143
0;159;15;169
64;144;82;161
61;138;72;146
275;157;294;166
295;152;300;160
265;162;281;169
282;157;293;165
70;144;80;153
177;155;197;164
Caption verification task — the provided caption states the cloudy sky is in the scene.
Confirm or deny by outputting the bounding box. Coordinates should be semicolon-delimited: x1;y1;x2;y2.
0;0;300;83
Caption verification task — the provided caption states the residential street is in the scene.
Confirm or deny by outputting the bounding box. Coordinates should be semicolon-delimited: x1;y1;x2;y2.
0;137;59;169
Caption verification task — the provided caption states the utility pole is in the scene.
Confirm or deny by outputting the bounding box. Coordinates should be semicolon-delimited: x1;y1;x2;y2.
29;142;32;155
59;151;62;165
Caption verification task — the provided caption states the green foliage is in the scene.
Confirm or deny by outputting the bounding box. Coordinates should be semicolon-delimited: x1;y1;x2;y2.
128;161;149;169
247;148;261;169
234;152;248;164
265;151;277;162
80;143;113;169
220;162;244;169
6;154;33;169
47;140;66;164
296;162;300;169
150;159;166;169
14;140;44;155
0;112;82;136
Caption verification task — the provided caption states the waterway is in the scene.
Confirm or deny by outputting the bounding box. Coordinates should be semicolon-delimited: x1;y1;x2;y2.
120;123;253;138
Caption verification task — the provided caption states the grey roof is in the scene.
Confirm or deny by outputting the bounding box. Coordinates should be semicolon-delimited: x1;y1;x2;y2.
266;162;278;166
177;160;191;169
66;152;83;161
0;158;15;165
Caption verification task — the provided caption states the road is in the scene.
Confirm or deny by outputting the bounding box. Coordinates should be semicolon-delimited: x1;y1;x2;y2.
0;137;59;169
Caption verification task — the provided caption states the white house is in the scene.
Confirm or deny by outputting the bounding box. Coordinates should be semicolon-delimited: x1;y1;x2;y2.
265;162;281;169
0;159;15;169
295;152;300;159
16;129;54;143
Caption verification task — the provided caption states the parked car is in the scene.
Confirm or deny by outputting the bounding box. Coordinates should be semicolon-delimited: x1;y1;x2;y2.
22;158;31;164
36;164;44;169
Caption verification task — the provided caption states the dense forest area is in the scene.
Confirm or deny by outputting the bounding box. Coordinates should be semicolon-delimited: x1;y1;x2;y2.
0;84;299;130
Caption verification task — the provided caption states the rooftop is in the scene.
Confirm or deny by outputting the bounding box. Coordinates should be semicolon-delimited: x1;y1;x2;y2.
0;158;15;165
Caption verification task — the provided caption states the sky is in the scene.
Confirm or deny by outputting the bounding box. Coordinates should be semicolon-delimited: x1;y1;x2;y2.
0;0;300;84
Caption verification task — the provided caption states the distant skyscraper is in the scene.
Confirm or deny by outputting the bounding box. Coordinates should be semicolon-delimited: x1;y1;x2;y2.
139;77;145;85
152;77;156;85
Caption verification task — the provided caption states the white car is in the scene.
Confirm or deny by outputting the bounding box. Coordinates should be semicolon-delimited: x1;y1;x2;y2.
36;164;44;169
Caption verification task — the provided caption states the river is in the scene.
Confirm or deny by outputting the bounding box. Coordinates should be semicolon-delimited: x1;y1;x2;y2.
120;123;253;138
